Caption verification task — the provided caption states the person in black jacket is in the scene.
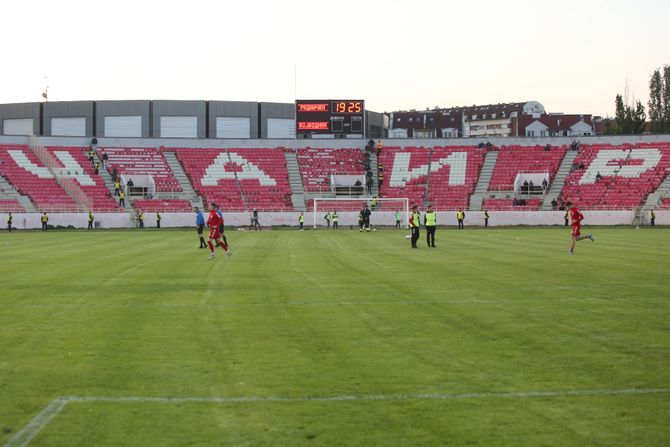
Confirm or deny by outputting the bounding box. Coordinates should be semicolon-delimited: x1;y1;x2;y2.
359;204;371;232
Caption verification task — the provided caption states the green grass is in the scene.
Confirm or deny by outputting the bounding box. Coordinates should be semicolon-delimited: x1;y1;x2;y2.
0;226;669;446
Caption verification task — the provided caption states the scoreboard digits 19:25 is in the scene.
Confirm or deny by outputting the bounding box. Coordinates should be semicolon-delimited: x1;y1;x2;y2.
296;99;365;136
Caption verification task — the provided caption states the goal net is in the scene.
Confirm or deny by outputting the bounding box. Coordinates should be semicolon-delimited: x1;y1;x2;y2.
311;197;410;229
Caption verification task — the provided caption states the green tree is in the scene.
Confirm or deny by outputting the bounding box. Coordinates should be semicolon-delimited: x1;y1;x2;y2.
663;65;670;132
648;69;663;132
613;94;626;134
632;100;646;134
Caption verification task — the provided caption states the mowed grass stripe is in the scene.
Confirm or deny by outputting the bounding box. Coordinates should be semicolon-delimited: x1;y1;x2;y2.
0;228;669;446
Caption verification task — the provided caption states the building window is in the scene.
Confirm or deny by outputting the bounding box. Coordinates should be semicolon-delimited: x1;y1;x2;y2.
471;114;477;120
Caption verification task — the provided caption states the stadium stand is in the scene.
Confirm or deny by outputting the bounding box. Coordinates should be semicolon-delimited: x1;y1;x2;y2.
174;148;292;211
0;144;77;211
560;143;670;208
488;145;566;190
378;146;431;206
46;147;120;211
230;148;292;211
0;199;24;212
174;148;246;210
131;199;192;212
97;147;182;192
482;198;543;210
297;147;365;192
425;146;486;209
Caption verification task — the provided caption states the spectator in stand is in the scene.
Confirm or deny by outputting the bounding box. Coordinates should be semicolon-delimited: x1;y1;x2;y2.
102;152;109;169
595;172;602;182
578;162;585;170
112;167;118;182
127;178;134;188
544;144;551;151
528;180;534;193
551;199;558;210
366;177;373;195
522;180;529;194
88;151;95;165
94;161;100;175
542;178;548;192
354;178;362;187
378;172;384;187
375;141;382;155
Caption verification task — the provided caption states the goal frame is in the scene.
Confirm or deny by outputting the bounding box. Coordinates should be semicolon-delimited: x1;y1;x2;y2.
312;197;410;229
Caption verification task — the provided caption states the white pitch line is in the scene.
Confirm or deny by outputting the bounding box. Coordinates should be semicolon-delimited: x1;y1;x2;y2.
5;387;669;447
63;387;670;404
3;398;69;447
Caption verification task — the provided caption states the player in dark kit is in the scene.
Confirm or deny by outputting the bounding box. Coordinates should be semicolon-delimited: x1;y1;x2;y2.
207;203;231;260
195;207;207;248
567;202;594;255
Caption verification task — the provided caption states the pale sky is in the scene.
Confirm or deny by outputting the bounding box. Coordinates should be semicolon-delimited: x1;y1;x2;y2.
1;0;668;117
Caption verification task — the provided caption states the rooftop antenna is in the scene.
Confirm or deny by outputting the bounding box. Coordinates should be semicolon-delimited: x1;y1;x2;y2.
41;76;49;102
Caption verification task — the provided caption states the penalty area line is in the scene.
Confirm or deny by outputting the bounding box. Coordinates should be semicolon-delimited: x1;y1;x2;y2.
3;398;69;447
5;387;669;446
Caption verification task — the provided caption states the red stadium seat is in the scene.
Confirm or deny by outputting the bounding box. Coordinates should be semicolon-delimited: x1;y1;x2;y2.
560;143;670;208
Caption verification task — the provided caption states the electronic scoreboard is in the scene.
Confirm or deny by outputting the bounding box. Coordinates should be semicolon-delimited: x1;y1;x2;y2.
295;99;365;136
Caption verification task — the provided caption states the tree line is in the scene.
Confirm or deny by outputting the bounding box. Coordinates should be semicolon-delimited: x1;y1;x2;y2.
607;65;670;135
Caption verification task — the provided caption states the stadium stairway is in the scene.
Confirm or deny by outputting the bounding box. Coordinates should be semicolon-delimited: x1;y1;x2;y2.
469;150;498;211
0;174;35;212
644;171;670;209
95;153;125;208
93;153;130;211
370;152;380;197
541;150;578;210
284;151;306;211
162;151;203;208
637;170;670;224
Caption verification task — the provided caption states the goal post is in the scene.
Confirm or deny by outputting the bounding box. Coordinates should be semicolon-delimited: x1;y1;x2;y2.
312;197;410;229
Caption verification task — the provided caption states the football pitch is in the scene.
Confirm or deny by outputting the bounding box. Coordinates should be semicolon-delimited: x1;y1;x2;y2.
1;226;669;446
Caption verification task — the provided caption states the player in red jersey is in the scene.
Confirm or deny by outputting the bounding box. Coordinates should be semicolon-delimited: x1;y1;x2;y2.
567;201;594;255
206;203;231;260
